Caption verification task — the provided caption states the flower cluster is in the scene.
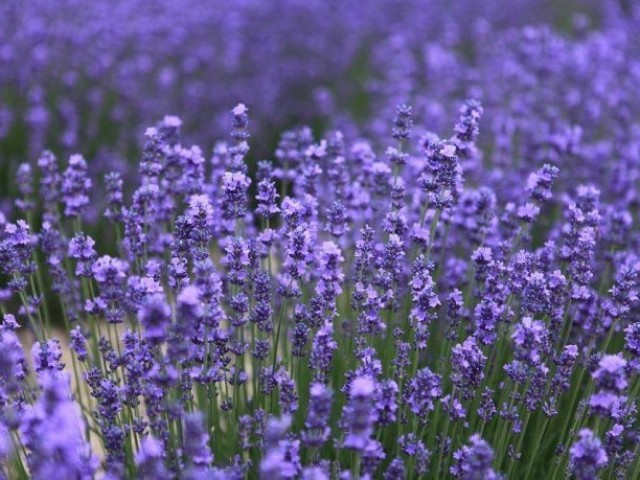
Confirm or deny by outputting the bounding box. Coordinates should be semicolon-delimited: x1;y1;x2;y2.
1;3;640;478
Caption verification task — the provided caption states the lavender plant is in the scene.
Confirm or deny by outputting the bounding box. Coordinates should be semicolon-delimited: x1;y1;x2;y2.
2;2;640;479
0;96;639;479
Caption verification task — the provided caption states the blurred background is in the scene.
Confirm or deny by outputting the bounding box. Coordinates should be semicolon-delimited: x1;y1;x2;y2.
1;0;639;217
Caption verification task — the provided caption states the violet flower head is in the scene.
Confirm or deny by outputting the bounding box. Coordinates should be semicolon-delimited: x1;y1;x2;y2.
450;434;499;480
138;294;171;345
136;436;168;479
451;337;486;398
526;164;559;203
302;382;332;448
569;429;608;480
512;317;548;364
589;354;628;416
407;367;442;417
309;321;337;382
61;154;92;217
68;232;96;277
392;104;413;142
20;372;96;479
222;171;252;220
183;412;213;467
256;178;280;219
342;376;377;452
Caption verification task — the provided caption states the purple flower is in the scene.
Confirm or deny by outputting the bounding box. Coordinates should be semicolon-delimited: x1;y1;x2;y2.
512;317;548;364
392;104;413;141
569;429;608;480
31;339;64;373
136;436;168;479
69;326;88;362
222;171;251;220
61;154;92;217
451;337;486;398
186;194;214;244
406;367;442;418
315;241;345;303
526;164;559;203
256;178;280;219
302;382;332;448
0;220;36;278
260;416;300;479
309;321;337;382
68;232;96;277
20;372;96;479
342;376;377;452
183;412;213;467
138;294;171;345
450;434;499;480
589;354;628;416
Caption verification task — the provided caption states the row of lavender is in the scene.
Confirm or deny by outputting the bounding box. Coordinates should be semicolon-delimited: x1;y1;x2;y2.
1;97;639;479
2;1;638;198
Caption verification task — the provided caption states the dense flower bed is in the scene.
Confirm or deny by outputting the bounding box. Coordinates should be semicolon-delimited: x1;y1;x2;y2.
2;1;640;479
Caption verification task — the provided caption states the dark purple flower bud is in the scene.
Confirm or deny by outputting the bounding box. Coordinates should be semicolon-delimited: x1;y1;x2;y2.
291;322;309;357
61;154;92;217
69;326;88;362
392;104;413;141
473;300;501;346
375;379;399;425
37;150;61;209
276;368;298;415
104;172;124;222
325;201;348;238
526;164;559;203
454;100;483;144
0;220;36;277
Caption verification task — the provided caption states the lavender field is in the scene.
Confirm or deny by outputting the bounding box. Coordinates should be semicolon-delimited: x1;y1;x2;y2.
2;1;640;478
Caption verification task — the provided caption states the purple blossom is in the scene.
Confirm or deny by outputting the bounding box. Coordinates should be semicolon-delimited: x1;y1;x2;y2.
302;382;332;448
61;154;92;217
569;429;608;480
342;376;377;452
138;294;171;345
406;367;442;418
309;321;337;382
450;434;499;480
